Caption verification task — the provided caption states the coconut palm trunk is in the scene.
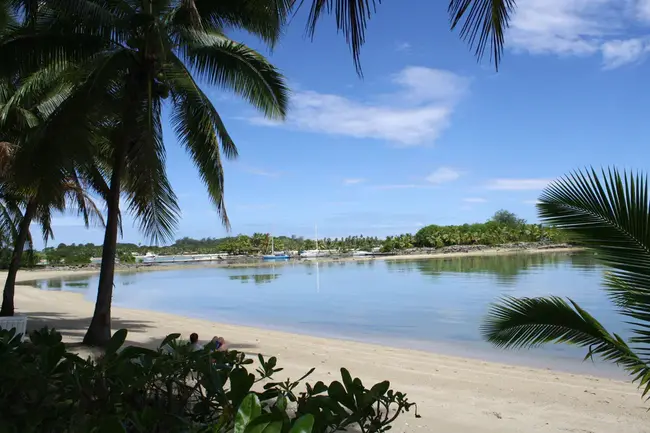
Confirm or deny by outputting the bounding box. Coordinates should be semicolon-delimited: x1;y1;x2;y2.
83;149;123;346
0;198;36;316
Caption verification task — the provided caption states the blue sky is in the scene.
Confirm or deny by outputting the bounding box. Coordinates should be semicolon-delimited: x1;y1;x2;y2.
40;0;650;248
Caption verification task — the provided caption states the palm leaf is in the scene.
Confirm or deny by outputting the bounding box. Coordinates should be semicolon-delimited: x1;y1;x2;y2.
484;167;650;400
176;29;288;119
301;0;516;73
448;0;516;70
123;92;180;244
300;0;375;75
169;0;291;47
538;168;650;323
166;58;233;228
483;296;650;397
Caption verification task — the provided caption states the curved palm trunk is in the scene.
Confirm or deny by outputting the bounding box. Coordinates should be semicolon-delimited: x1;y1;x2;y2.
83;150;124;346
0;199;37;317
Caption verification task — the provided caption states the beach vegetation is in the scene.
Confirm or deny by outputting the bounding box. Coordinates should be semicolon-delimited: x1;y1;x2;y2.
0;326;417;432
482;168;650;399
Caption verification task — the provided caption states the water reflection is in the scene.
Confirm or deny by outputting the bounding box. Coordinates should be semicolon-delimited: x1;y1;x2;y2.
229;274;280;285
26;251;621;375
386;252;600;286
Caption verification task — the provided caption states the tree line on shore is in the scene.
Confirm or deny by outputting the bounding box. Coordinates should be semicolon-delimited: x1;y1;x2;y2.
35;210;570;265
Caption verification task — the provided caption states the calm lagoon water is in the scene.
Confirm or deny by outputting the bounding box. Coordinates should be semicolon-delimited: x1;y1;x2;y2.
31;252;627;377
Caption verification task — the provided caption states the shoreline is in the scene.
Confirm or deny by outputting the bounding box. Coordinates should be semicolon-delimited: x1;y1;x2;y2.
5;269;649;432
25;244;585;277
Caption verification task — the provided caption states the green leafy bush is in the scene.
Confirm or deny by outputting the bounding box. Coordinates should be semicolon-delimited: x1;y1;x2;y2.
0;328;417;432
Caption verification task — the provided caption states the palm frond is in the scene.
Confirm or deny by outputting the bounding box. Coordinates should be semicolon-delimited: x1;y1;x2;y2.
166;58;232;229
0;30;107;79
538;168;650;324
177;29;288;120
300;0;376;75
64;169;105;228
123;92;180;244
483;296;650;397
170;0;291;47
448;0;515;70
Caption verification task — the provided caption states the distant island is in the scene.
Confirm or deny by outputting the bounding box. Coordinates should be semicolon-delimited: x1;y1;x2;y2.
21;210;573;268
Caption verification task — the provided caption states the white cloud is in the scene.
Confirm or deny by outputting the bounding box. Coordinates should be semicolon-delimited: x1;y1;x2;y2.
343;178;366;185
486;179;551;191
251;66;469;146
637;0;650;21
602;38;649;68
463;197;487;203
425;167;461;185
523;200;543;205
509;0;650;68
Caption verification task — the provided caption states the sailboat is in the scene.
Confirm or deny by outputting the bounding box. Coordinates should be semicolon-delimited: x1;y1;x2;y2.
262;234;290;261
300;224;326;258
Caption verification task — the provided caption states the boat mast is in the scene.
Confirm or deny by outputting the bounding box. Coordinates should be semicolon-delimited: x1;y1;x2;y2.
315;224;319;254
271;234;274;254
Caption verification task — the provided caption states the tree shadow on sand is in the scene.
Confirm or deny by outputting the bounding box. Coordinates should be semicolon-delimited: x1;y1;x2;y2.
24;311;260;357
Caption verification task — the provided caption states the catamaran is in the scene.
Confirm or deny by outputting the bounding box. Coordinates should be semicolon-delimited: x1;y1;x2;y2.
262;235;289;261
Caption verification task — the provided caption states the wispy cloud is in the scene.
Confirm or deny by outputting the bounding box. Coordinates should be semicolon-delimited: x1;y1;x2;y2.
373;167;461;190
425;167;461;185
233;203;276;211
372;184;434;190
343;178;366;185
486;178;551;191
523;199;542;205
250;66;469;146
602;38;650;69
242;166;281;178
463;197;487;203
510;0;650;68
395;41;412;52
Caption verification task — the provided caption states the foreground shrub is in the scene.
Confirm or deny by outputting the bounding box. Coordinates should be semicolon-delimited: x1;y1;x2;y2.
0;328;417;432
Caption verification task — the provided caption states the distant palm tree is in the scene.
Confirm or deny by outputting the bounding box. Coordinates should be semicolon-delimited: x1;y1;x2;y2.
302;0;516;73
482;168;650;398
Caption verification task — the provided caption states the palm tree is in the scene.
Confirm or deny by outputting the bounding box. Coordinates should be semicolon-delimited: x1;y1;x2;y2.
482;168;650;398
0;65;106;316
300;0;516;73
0;0;289;345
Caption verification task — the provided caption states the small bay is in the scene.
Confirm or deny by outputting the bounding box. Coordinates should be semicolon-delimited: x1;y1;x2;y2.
30;252;625;377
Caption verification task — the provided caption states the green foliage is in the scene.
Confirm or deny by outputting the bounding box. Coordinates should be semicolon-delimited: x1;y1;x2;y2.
43;243;92;266
489;209;526;226
0;327;417;432
118;251;135;264
482;168;650;399
414;220;567;248
380;234;414;253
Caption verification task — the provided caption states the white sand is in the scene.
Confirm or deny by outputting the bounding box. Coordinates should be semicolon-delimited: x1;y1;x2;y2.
5;268;649;432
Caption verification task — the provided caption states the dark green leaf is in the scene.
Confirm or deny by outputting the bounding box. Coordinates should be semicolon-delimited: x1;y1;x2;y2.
235;393;262;433
289;414;314;433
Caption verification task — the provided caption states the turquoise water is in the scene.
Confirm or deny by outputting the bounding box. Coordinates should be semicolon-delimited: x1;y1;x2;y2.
31;252;628;376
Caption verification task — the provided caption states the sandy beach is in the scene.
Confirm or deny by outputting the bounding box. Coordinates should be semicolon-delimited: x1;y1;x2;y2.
7;267;649;433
